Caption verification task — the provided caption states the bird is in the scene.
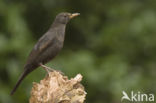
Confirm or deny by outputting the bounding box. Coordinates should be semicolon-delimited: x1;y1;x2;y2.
10;12;80;95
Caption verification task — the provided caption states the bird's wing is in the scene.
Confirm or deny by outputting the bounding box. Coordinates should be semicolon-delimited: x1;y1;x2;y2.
34;34;52;51
25;32;55;65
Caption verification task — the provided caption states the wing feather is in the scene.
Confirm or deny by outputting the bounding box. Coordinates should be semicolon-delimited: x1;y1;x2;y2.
25;32;55;65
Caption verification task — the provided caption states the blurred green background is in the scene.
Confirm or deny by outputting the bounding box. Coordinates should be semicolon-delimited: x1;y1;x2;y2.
0;0;156;103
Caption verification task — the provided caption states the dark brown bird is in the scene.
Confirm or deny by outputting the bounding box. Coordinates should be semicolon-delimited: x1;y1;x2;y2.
10;12;80;95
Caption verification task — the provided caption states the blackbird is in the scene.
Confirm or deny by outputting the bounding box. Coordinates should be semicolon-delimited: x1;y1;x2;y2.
11;12;80;95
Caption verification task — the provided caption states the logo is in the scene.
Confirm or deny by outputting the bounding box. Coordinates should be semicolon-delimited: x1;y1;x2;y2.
121;91;154;102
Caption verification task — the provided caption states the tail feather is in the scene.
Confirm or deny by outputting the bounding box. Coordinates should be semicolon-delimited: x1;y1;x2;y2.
10;67;31;95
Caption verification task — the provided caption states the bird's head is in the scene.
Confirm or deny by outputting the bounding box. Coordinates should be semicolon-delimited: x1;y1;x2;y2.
55;12;80;24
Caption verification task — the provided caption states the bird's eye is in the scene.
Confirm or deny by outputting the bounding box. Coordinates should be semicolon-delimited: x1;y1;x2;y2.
64;15;67;18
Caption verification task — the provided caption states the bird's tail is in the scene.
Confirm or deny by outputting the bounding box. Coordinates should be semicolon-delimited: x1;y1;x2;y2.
10;67;31;95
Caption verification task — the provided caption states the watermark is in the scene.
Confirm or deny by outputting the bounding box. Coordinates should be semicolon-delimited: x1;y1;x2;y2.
121;91;154;102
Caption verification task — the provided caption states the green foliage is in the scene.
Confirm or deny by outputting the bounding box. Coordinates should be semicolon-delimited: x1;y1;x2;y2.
0;0;156;103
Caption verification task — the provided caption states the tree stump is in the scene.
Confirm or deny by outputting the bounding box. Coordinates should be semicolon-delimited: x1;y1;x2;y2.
29;69;86;103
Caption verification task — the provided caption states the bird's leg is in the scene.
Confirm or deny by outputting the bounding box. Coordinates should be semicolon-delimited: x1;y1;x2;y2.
39;63;54;73
39;63;64;75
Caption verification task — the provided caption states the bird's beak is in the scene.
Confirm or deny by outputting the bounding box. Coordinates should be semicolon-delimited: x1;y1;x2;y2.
69;13;80;19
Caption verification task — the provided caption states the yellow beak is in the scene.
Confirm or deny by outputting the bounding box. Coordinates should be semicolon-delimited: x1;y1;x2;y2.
69;13;80;19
